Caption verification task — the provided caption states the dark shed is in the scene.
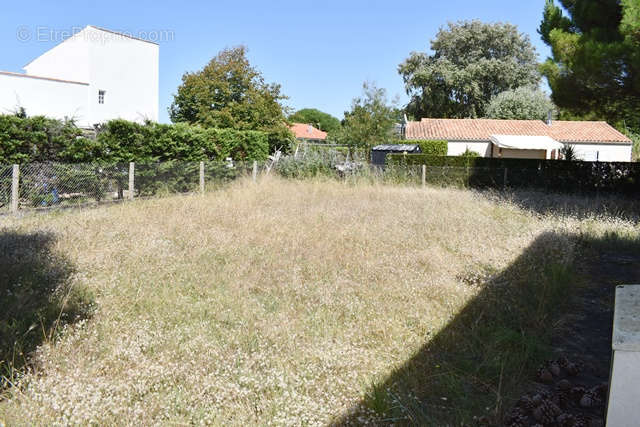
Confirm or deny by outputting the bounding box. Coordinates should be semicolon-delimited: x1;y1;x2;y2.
371;144;421;166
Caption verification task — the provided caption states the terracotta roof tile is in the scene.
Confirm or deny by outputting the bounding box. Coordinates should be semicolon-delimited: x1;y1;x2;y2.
406;119;631;144
289;123;327;140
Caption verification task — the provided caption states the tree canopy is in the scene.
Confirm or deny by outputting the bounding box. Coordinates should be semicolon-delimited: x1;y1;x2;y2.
334;82;399;149
169;46;293;152
288;108;341;134
485;86;556;120
539;0;640;131
399;20;540;119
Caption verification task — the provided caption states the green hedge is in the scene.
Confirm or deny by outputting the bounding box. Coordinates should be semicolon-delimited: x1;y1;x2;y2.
388;154;640;194
0;116;270;164
94;120;269;163
0;115;87;163
413;140;448;156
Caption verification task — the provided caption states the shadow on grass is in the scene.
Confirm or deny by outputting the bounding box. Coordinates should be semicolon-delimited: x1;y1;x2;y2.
486;189;640;223
332;230;640;425
0;231;93;389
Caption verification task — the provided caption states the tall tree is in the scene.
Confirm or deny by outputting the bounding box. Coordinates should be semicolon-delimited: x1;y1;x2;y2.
334;82;399;150
399;21;540;119
539;0;640;131
485;86;556;120
169;46;293;152
288;108;341;134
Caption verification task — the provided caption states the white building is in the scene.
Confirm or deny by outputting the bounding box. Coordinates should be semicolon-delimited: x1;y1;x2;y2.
406;118;633;162
0;25;159;128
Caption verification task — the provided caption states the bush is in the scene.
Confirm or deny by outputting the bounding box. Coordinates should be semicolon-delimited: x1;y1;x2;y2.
459;148;479;158
211;128;269;161
0;115;88;163
0;115;270;164
96;120;270;163
413;140;448;156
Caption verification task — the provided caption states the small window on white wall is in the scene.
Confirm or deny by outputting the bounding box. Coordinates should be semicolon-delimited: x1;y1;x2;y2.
98;90;106;104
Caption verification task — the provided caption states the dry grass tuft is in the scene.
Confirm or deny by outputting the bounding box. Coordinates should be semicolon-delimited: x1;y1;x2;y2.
0;177;637;425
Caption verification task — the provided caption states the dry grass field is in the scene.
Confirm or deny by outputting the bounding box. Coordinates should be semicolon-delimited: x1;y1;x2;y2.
0;177;638;425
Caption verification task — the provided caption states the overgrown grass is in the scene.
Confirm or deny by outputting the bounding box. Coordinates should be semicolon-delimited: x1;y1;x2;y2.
0;177;637;425
0;232;94;389
343;235;579;424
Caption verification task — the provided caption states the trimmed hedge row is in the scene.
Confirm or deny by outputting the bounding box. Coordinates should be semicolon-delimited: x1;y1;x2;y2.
413;140;448;156
0;116;270;164
0;115;85;164
388;154;640;194
92;120;269;163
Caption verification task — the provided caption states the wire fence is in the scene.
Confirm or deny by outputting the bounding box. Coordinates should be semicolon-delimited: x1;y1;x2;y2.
1;160;268;213
363;165;507;188
2;157;635;215
0;165;12;214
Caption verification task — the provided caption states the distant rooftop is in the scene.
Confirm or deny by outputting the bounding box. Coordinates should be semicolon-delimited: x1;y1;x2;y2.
406;118;631;144
289;123;327;140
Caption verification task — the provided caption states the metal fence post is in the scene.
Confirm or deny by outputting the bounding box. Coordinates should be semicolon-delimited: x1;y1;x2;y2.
128;162;135;200
11;164;19;213
422;164;426;188
199;161;205;194
252;161;258;183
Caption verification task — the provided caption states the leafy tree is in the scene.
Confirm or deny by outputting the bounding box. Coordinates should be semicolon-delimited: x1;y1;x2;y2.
485;86;556;120
169;46;293;152
288;108;341;134
539;0;640;132
334;82;399;150
627;130;640;162
399;20;540;119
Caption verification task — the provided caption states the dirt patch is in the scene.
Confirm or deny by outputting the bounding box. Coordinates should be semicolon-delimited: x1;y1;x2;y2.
503;248;640;426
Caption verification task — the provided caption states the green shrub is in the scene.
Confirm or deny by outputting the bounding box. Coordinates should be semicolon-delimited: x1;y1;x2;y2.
276;151;341;179
459;148;479;158
0;115;88;163
95;121;270;163
0;115;270;164
211;128;269;161
413;140;448;156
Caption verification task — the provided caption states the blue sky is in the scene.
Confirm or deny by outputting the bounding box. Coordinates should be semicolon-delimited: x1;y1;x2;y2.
0;0;551;123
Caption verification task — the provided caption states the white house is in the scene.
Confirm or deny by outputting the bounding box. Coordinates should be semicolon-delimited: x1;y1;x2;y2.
0;25;159;128
406;118;633;162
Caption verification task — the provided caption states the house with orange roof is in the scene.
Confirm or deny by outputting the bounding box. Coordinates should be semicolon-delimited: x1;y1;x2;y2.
405;118;633;162
289;123;328;143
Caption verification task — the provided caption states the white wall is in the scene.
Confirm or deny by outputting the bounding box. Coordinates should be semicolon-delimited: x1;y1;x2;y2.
17;26;159;127
568;142;632;162
446;140;632;162
447;141;491;157
0;73;89;125
86;27;159;124
23;32;91;84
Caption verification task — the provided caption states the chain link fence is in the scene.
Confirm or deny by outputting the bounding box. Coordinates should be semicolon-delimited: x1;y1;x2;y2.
3;158;631;215
1;160;268;213
18;163;128;209
0;165;12;214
